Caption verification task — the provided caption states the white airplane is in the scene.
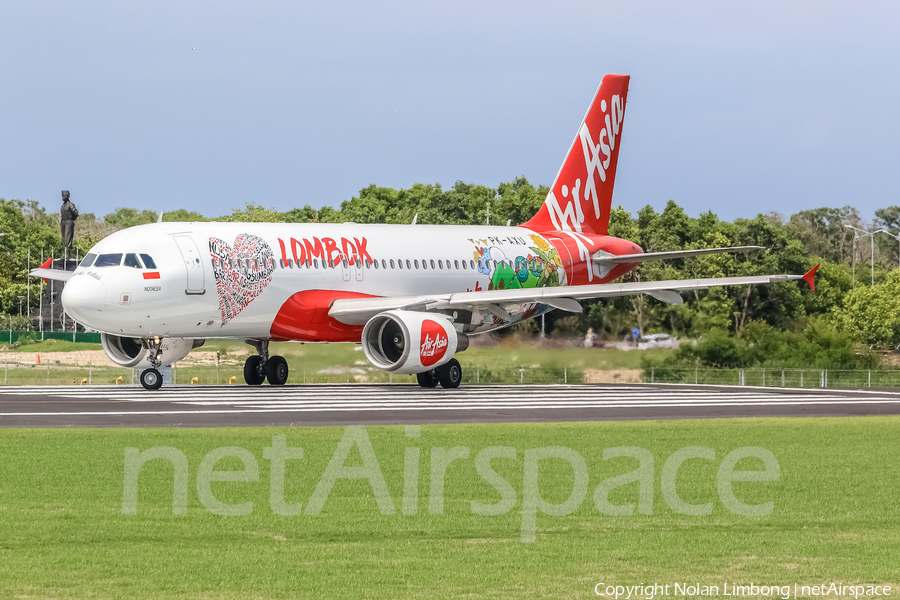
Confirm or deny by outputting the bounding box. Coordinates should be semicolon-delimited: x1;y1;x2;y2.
33;74;818;390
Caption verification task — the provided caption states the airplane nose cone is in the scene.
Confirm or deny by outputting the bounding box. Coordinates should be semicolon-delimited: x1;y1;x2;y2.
61;275;107;324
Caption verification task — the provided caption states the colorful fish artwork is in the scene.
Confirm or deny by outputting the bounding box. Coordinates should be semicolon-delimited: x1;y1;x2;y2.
472;233;567;291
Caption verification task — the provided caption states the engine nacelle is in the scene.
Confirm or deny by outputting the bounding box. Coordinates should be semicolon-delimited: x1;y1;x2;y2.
101;334;202;369
362;310;468;374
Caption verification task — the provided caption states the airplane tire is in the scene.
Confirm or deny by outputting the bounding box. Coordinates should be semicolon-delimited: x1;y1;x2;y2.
140;368;163;390
244;355;266;386
266;355;289;385
438;359;462;389
416;369;440;388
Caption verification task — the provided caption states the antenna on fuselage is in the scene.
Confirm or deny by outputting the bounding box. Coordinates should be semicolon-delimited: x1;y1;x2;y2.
157;211;163;223
411;213;418;225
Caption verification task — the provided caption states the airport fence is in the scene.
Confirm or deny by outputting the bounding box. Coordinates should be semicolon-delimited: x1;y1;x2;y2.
644;366;900;389
0;330;102;345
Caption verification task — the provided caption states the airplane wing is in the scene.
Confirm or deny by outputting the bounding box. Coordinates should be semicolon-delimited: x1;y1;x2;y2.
592;246;763;265
328;264;819;326
29;268;74;282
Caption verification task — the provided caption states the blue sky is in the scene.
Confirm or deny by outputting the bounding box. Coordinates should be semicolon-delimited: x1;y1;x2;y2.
1;1;898;222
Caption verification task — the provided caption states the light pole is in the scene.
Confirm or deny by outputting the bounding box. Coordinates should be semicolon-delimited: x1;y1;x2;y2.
845;224;876;287
17;296;24;318
877;229;900;269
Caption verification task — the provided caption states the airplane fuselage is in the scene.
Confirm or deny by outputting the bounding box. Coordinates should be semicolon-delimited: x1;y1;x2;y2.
62;221;641;341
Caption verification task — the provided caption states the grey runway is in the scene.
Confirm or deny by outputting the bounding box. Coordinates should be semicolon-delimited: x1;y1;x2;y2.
1;383;900;427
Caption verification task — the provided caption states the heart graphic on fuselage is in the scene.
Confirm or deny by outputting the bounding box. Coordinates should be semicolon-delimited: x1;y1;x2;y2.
209;234;276;326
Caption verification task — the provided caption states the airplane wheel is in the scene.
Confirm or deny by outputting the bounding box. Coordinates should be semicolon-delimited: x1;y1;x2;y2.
416;369;439;388
438;359;462;389
266;355;289;385
244;355;266;385
140;368;163;390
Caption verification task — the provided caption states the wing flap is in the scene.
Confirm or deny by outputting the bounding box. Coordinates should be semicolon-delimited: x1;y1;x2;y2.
644;290;684;305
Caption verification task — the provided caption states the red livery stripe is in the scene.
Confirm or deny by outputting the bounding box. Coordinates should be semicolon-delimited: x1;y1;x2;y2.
143;272;160;279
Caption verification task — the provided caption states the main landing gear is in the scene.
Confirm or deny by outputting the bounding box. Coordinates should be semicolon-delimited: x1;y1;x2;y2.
416;358;462;389
244;340;289;386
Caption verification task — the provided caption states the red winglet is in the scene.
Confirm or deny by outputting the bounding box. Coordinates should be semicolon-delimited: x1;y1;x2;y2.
802;264;819;291
40;256;53;284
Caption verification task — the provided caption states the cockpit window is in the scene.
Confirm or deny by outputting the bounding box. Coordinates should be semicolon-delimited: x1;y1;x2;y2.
124;253;142;269
80;253;96;268
140;254;157;269
94;253;123;267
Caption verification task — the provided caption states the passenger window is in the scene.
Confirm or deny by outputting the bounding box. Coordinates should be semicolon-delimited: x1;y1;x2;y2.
398;259;403;269
462;260;467;270
470;260;476;270
140;254;157;269
406;259;411;269
381;259;387;269
454;260;459;269
95;253;123;267
390;259;395;269
438;260;443;269
80;253;96;267
313;259;319;269
124;253;142;269
414;260;419;269
430;259;436;269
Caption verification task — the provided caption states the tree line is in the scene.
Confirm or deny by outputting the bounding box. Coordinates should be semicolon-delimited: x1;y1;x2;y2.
2;178;900;361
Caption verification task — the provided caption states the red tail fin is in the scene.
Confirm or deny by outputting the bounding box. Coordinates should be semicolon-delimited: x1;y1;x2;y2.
524;74;630;236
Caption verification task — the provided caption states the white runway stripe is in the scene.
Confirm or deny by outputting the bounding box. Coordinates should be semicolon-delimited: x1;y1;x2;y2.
5;398;900;418
2;383;900;418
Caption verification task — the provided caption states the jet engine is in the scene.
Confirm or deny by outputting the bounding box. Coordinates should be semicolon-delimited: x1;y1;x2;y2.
361;310;468;374
101;334;203;369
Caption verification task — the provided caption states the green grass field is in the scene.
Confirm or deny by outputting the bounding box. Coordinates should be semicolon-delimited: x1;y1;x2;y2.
1;417;897;599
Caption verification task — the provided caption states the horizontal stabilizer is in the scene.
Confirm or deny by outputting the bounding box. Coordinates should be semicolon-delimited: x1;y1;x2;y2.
593;246;763;265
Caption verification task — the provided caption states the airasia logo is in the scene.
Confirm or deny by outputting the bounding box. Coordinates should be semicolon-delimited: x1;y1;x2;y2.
539;91;626;283
420;320;449;367
545;93;625;236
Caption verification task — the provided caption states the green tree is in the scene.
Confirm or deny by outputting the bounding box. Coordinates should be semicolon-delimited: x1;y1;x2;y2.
831;271;900;346
103;207;158;228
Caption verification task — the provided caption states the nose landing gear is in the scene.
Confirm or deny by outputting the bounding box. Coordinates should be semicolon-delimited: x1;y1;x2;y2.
139;367;163;390
243;340;289;385
139;338;165;390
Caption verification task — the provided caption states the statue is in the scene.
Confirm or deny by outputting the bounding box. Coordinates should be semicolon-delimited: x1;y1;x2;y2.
60;190;79;249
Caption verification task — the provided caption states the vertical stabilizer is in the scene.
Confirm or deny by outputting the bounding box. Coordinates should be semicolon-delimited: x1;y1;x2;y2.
524;74;630;236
